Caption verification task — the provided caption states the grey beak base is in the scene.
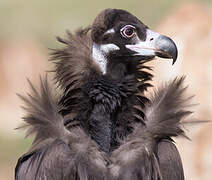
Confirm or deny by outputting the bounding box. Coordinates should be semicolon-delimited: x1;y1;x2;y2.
155;35;178;65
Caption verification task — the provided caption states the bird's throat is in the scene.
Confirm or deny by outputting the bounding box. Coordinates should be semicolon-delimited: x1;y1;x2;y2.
89;104;113;153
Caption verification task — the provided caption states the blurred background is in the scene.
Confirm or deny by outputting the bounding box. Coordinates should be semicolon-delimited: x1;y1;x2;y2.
0;0;212;179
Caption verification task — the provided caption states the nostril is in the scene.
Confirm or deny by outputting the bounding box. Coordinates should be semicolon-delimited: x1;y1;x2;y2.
150;38;154;41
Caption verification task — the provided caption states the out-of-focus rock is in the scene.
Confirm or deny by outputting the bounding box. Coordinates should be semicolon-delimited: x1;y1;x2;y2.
151;2;212;180
0;38;48;136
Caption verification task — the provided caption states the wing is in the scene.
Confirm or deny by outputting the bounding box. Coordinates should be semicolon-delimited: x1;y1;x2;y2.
157;139;184;180
16;77;108;180
16;138;109;180
15;139;77;180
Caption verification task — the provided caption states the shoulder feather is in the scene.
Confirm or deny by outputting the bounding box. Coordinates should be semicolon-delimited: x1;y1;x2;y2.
17;77;69;148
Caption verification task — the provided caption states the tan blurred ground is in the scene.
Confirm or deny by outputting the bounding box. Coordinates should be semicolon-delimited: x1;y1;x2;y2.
0;1;212;180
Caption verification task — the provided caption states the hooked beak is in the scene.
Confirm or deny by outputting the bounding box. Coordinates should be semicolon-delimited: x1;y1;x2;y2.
125;29;178;65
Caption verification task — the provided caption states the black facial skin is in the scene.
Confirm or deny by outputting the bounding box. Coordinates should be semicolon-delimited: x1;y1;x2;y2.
102;23;154;79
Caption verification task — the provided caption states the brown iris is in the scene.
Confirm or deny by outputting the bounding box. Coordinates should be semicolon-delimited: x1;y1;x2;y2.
120;25;135;38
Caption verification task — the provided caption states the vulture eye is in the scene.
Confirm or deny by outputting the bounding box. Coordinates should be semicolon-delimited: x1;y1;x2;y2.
120;25;135;38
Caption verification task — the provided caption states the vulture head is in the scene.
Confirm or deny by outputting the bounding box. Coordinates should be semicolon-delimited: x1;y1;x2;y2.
91;9;178;75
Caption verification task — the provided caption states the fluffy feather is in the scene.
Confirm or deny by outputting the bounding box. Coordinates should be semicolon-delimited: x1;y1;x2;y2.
51;28;100;116
17;77;69;148
144;76;193;139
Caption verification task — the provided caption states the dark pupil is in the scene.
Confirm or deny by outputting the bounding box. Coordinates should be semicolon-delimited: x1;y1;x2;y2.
125;28;133;36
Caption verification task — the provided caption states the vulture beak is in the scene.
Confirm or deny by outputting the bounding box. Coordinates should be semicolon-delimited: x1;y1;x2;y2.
126;29;178;65
154;35;178;65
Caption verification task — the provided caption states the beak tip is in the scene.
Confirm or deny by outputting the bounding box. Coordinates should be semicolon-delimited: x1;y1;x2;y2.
172;59;176;65
172;52;178;65
172;48;178;65
155;35;178;65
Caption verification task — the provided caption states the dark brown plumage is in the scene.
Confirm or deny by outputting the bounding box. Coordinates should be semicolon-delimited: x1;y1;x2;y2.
15;9;193;180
